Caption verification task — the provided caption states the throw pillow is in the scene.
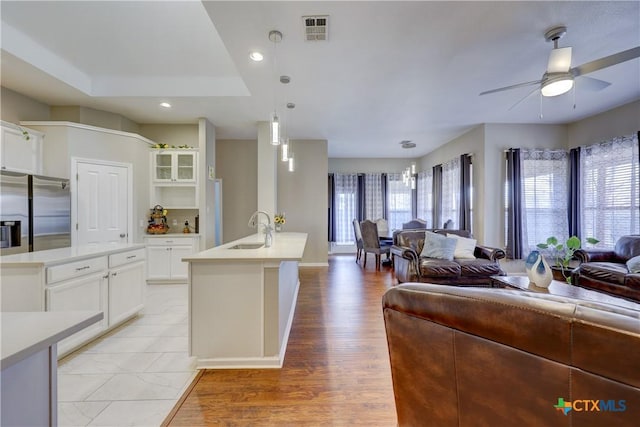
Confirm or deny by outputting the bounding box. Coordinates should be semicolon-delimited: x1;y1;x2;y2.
447;234;477;259
627;255;640;274
420;231;457;261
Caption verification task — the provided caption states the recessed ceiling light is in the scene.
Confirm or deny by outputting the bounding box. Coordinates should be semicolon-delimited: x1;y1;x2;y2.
249;51;264;61
159;102;171;108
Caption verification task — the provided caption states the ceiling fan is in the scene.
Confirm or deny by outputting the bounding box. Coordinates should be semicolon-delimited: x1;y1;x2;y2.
479;26;640;105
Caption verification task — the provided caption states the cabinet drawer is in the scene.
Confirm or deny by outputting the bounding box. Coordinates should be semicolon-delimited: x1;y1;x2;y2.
46;257;108;284
145;236;195;246
109;248;146;268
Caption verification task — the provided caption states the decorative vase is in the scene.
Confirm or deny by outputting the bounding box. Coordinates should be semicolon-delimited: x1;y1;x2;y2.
525;250;553;288
275;223;282;232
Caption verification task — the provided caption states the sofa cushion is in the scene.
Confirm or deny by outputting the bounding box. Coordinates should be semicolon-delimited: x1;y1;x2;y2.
627;255;640;273
447;233;477;259
579;262;629;286
420;231;457;261
614;235;640;261
419;258;461;278
457;259;503;277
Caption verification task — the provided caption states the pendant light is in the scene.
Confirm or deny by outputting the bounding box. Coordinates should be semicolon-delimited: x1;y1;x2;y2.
282;102;295;163
268;30;282;145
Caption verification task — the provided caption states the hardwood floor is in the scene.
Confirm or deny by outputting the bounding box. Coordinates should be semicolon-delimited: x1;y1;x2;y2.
164;254;398;426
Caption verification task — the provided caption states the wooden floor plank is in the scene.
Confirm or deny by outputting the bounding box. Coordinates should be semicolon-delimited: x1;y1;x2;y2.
165;254;398;426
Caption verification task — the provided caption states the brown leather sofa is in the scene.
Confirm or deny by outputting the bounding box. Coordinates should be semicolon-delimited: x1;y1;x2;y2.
391;229;505;286
572;235;640;303
383;283;640;427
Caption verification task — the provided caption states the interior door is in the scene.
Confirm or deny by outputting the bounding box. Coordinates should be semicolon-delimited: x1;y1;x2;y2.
76;162;128;245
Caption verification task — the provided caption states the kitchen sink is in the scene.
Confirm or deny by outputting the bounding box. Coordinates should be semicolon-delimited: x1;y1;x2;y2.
229;243;264;249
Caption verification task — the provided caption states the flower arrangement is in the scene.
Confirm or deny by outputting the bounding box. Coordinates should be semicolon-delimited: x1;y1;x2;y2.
152;143;193;149
274;213;286;225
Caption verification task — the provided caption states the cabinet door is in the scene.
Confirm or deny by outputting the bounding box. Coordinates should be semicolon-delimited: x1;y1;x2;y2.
153;153;174;182
169;245;193;280
109;261;145;326
46;272;108;356
146;245;172;279
175;152;196;182
1;125;42;174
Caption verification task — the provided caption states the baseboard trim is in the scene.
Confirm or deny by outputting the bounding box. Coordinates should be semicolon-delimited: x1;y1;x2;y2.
300;262;329;267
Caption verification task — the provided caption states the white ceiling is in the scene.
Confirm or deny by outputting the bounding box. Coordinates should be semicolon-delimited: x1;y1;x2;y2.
1;1;639;158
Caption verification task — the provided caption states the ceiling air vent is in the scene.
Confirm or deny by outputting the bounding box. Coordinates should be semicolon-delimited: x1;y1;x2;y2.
303;15;328;41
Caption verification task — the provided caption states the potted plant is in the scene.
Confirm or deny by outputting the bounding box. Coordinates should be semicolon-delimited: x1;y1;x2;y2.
536;235;599;283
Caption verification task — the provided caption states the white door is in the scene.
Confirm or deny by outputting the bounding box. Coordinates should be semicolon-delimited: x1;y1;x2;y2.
76;162;129;245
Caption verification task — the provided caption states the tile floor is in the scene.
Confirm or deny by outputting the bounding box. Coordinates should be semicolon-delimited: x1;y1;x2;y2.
57;284;197;427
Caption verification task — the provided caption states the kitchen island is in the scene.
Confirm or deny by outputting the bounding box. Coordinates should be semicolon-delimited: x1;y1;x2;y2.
1;310;103;426
184;232;307;368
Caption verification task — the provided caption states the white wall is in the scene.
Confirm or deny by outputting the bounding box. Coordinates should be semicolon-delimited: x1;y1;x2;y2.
568;100;640;148
329;158;418;174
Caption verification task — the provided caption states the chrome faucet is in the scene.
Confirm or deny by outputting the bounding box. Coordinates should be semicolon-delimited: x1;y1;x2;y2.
248;210;273;247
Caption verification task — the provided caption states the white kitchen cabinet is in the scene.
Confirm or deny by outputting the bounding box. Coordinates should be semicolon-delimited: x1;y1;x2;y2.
145;235;200;282
150;150;199;208
0;121;44;174
152;150;197;183
107;248;146;326
46;267;108;356
1;244;147;358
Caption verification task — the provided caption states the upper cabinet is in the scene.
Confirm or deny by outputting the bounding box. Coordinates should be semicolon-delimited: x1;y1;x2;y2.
0;121;44;175
150;150;199;209
153;151;197;183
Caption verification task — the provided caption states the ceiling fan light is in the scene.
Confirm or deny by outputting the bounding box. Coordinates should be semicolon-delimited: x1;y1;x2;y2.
541;73;574;97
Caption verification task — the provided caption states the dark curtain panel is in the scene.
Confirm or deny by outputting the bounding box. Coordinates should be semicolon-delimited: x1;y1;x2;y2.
357;174;365;221
411;174;418;219
459;154;472;231
432;165;443;229
505;149;523;259
328;174;335;242
568;147;581;238
382;173;389;220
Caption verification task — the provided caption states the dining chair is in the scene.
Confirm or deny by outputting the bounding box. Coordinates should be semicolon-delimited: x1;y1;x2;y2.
402;218;428;229
352;219;364;263
360;220;392;271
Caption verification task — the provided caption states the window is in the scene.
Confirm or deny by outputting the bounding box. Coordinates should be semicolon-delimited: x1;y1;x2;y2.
333;173;358;244
417;170;433;227
363;173;384;220
581;134;639;248
441;157;460;229
387;173;412;231
521;149;569;253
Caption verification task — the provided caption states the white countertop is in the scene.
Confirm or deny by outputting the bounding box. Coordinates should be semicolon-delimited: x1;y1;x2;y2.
184;232;307;262
144;233;200;237
1;311;103;369
0;243;146;267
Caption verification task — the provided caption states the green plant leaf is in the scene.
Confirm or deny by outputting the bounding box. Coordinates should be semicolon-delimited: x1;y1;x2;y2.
586;237;599;245
566;236;581;250
547;237;558;246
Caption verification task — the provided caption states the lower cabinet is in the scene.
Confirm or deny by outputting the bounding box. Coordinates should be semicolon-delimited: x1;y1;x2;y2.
108;260;145;326
145;235;200;282
44;247;146;357
46;271;108;356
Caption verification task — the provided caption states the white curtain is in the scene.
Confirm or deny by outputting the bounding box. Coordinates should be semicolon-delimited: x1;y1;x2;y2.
441;157;460;229
581;134;639;248
364;173;384;220
521;149;569;253
387;173;412;231
334;173;358;244
417;170;433;227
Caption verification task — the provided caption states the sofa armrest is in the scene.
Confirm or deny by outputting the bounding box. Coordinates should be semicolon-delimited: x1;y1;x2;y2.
391;245;419;263
474;245;506;261
574;249;617;263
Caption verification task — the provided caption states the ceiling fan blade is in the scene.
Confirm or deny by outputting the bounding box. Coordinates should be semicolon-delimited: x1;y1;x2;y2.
508;87;539;111
479;80;541;96
571;46;640;77
547;47;572;73
577;75;611;91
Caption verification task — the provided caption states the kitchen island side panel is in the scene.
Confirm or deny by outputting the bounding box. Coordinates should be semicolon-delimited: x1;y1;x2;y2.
190;261;263;359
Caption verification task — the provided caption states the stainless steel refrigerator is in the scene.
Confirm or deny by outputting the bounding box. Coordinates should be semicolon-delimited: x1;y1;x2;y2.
0;171;71;255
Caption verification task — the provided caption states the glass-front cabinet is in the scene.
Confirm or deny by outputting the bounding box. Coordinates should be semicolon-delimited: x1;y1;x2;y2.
150;150;199;208
153;151;196;183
